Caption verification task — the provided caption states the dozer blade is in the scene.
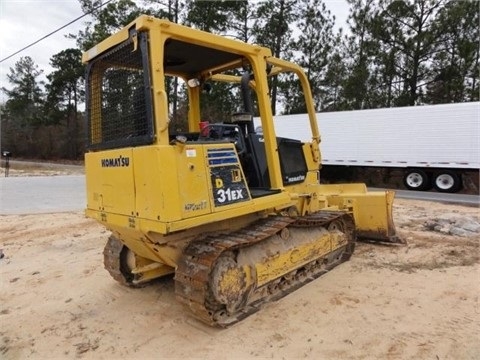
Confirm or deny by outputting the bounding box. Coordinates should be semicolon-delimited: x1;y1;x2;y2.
318;184;403;244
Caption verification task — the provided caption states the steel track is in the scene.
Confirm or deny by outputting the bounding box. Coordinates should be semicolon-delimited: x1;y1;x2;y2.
174;211;355;327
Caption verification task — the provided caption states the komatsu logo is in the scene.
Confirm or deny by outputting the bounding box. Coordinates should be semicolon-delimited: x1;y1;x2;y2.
101;156;130;168
286;175;305;182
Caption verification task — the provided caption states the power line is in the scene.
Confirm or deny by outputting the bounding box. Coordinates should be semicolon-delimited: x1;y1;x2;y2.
0;0;115;64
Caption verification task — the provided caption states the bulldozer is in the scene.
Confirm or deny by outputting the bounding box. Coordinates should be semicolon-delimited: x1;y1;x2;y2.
83;15;400;327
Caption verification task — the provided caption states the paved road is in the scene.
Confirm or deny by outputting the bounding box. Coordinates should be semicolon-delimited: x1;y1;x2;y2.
368;187;479;206
0;176;85;215
5;160;83;170
0;176;478;215
392;188;479;206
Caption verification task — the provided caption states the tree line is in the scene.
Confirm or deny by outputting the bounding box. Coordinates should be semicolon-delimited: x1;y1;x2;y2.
1;0;478;160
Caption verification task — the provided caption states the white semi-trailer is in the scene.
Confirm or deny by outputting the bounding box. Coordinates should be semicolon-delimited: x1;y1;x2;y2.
270;102;479;193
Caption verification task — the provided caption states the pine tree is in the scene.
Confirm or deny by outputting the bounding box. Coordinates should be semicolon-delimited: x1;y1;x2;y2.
377;0;446;106
45;49;85;158
426;0;479;103
2;57;44;128
227;0;253;42
181;1;251;124
1;57;44;157
253;0;298;114
184;0;241;33
342;0;378;109
72;0;145;50
322;46;348;111
291;0;337;112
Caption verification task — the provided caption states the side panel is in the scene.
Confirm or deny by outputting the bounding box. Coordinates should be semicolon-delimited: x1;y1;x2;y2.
133;146;183;222
133;143;251;222
85;149;135;215
178;145;212;219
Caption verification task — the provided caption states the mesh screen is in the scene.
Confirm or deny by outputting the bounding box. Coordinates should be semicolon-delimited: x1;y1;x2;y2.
87;34;153;149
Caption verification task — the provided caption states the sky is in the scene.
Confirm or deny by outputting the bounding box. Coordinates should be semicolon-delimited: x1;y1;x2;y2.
0;0;350;102
0;0;88;101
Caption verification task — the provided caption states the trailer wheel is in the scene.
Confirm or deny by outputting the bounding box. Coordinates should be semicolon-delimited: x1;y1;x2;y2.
404;169;430;191
433;171;461;193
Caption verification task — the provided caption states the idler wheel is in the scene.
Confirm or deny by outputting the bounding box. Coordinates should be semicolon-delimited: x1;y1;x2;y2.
210;253;249;313
328;219;344;232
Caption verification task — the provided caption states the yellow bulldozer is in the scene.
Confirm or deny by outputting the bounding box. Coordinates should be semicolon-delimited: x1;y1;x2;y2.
83;15;400;327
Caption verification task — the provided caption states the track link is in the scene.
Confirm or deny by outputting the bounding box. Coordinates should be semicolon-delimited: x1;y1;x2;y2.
175;211;355;327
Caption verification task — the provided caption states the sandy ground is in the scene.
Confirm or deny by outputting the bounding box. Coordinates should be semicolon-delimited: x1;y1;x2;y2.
1;196;479;360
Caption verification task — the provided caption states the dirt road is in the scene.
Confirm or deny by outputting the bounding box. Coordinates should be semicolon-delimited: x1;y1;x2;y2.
1;199;479;359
